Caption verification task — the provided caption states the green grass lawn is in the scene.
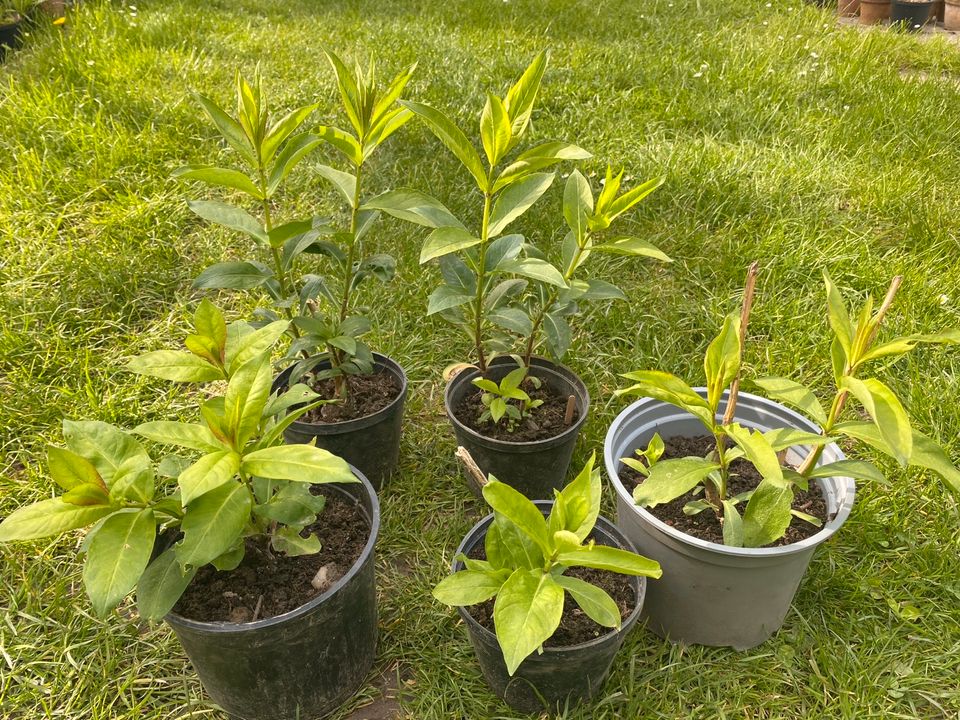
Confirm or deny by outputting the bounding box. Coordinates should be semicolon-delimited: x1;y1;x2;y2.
2;0;960;717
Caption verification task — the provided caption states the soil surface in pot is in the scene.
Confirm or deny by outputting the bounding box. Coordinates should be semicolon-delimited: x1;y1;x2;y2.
619;435;830;547
302;368;401;424
453;380;580;442
173;488;368;622
465;539;634;647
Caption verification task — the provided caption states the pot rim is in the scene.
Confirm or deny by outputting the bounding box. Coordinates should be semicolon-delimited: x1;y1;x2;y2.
604;389;857;559
165;467;380;633
279;351;408;433
444;357;590;449
452;502;646;655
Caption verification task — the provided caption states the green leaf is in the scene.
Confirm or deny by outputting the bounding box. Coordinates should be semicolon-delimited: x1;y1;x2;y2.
179;450;241;505
823;271;854;367
316;164;358;207
840;377;912;466
177;481;252;568
724;424;783;482
495;142;592;191
266;133;324;196
62;421;151;487
128;350;223;383
761;428;834;452
427;286;474;315
604;176;664;221
137;548;197;621
489;307;533;334
363;107;414;158
616;371;715;427
487;172;555;238
419;227;481;264
543;311;572;358
563;170;593;242
487;515;545;569
83;509;156;616
253;483;325;526
753;377;828;426
193;91;256;165
262;102;319;164
322;48;363;135
593;236;671;262
0;499;113;542
362;189;465;230
503;50;547;138
223;354;274;447
549;453;601;541
62;483;110;507
433;569;507;606
556;545;662;577
742;480;794;547
704;313;741;413
807;459;885;483
482;480;551;554
193;261;273;291
172;165;262;198
494;569;564;676
48;446;103;492
188;200;267;244
133;421;224;453
632;457;720;508
721;500;744;547
225;320;288;374
272;527;322;556
241;444;356;484
400;100;488;191
480;93;512;166
554;574;621;628
579;279;626;301
194;299;227;352
498;258;566;288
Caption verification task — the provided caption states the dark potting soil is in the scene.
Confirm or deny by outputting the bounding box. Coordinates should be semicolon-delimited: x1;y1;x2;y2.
302;368;401;423
453;378;580;442
173;489;368;623
465;540;635;647
619;435;830;547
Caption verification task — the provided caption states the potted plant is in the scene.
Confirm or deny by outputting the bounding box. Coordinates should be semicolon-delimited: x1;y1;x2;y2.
0;0;31;52
890;0;934;28
603;267;959;649
176;57;415;490
859;0;892;23
838;0;861;17
0;302;381;720
433;452;662;713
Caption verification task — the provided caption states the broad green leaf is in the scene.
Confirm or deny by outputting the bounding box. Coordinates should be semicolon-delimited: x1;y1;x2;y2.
704;313;741;412
722;500;744;547
192;261;273;291
223;355;274;447
498;258;566;288
480;93;512;166
807;459;885;483
632;457;720;508
489;513;545;569
62;421;151;487
593;237;671;261
128;350;223;383
554;574;620;628
858;329;960;365
419;227;481;264
482;480;551;554
363;107;413;157
724;424;783;482
62;483;109;506
177;481;252;568
225;320;288;374
322;48;363;135
494;569;563;676
179;450;241;505
400;100;488;191
761;428;834;452
253;483;326;526
188;200;267;244
241;444;356;484
47;446;103;492
580;279;626;301
262;103;319;163
543;311;571;358
503;50;547;138
172;165;262;198
616;371;714;427
604;176;664;221
489;307;533;335
83;509;156;616
742;480;794;547
108;457;155;504
193;92;256;165
753;377;827;426
266;133;323;196
371;60;418;126
316;164;358;207
495;141;592;191
556;545;662;577
487;172;555;237
550;453;601;541
362;189;465;229
133;421;224;453
427;286;474;315
563;170;593;242
272;527;322;556
433;570;507;606
137;548;198;621
193;298;227;349
840;377;912;466
0;499;113;542
823;271;854;367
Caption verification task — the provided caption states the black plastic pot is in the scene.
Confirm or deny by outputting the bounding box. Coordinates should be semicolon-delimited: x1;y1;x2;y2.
891;0;933;28
445;356;590;499
0;15;23;52
274;352;408;492
452;501;646;714
165;471;380;720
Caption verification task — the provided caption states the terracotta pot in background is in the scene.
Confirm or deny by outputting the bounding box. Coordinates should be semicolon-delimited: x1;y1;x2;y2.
38;0;66;18
945;0;960;27
839;0;861;16
934;0;945;21
860;0;891;22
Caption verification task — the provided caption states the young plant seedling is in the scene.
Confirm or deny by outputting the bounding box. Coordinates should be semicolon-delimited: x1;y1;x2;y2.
472;364;543;431
617;268;960;548
516;166;670;363
177;56;415;400
433;453;662;675
0;303;356;620
365;51;591;371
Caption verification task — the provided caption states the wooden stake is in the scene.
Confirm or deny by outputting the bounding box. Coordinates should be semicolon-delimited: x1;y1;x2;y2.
563;395;576;426
455;446;489;494
722;261;760;426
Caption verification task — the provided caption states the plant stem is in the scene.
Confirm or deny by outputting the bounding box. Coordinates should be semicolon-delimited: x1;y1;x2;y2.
472;192;493;372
